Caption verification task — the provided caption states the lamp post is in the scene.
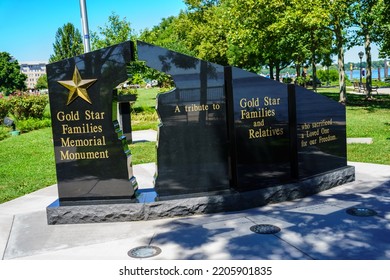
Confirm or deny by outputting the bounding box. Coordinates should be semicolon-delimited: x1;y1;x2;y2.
358;51;364;84
350;63;353;81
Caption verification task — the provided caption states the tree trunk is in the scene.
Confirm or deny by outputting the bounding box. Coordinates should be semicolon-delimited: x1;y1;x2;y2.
275;63;280;82
268;61;274;80
364;34;372;99
295;64;301;77
312;58;317;91
310;31;317;91
335;20;346;103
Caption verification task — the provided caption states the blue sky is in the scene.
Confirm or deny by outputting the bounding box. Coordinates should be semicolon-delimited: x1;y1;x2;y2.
0;0;379;63
0;0;186;62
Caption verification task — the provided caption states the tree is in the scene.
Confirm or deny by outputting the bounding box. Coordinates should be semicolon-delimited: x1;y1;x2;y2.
142;0;367;96
282;0;334;90
0;52;27;94
91;12;150;86
184;0;221;9
140;15;195;56
178;0;229;65
377;0;389;57
91;12;135;50
223;0;296;79
350;0;384;99
327;0;354;103
35;74;48;90
49;23;83;63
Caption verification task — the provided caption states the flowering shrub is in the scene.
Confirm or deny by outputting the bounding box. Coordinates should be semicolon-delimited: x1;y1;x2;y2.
0;93;51;136
0;93;49;122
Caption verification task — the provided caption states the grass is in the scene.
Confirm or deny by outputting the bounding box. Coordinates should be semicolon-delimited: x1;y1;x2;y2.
0;86;389;203
132;111;158;131
347;107;390;164
0;127;56;203
317;87;390;165
133;87;161;110
131;87;161;131
129;141;156;164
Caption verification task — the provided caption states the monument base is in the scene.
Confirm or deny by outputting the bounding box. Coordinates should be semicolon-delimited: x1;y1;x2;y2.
46;166;355;225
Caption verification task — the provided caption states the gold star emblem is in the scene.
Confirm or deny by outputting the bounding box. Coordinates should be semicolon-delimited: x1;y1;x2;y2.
58;66;97;105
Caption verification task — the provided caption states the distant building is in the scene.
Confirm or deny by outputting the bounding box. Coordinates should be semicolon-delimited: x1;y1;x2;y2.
20;61;47;90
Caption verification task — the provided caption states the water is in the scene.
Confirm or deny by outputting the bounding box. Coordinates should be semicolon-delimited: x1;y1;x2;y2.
348;69;389;80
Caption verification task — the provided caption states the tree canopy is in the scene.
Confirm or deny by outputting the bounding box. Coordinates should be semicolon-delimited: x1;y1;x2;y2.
49;23;84;63
378;0;390;56
91;12;135;50
48;0;389;99
139;0;388;100
35;74;48;90
0;52;27;94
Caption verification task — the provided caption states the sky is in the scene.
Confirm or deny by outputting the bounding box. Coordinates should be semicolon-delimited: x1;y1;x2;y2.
0;0;380;63
0;0;187;62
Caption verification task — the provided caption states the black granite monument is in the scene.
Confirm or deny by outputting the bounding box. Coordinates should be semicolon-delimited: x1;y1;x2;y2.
138;41;348;195
46;41;138;205
137;42;229;197
46;41;354;224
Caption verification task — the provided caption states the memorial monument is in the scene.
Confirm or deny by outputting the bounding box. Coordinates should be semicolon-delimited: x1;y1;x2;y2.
46;41;354;224
46;41;138;206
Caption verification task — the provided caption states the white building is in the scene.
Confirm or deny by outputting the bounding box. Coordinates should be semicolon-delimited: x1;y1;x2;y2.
20;61;47;89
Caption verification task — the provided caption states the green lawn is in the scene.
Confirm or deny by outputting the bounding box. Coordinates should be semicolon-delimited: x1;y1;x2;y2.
317;87;390;165
133;87;161;110
131;87;160;131
0;86;389;203
347;106;390;164
0;127;56;203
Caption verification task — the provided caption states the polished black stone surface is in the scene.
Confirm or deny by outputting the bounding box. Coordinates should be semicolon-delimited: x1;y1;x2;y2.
294;85;347;178
137;41;229;196
116;93;137;143
227;67;290;190
137;41;348;197
46;41;137;205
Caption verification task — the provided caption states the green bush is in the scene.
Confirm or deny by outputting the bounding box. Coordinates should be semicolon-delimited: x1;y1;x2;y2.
372;79;388;87
0;97;11;123
118;87;138;96
0;94;51;134
16;118;52;133
295;76;310;86
131;73;145;86
43;103;51;118
282;77;293;84
317;69;339;83
7;94;49;120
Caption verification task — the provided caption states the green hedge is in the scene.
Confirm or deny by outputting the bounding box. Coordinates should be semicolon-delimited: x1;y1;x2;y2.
0;94;49;122
317;69;339;83
0;94;51;138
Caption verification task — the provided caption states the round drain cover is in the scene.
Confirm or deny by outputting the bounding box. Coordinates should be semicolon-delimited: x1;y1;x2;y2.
250;224;281;234
128;245;162;258
346;207;377;217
